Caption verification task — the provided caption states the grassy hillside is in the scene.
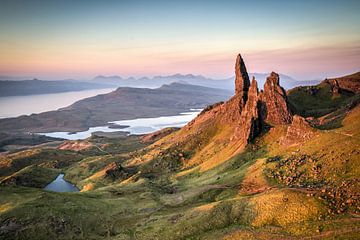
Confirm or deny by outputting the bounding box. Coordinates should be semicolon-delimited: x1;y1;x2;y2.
288;82;357;118
0;104;359;239
0;69;359;239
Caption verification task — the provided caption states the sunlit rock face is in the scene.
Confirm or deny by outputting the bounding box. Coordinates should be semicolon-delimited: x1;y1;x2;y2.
219;55;294;144
259;72;293;126
234;54;251;110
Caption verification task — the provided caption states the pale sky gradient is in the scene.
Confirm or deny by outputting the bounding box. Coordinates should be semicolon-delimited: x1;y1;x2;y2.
0;0;359;80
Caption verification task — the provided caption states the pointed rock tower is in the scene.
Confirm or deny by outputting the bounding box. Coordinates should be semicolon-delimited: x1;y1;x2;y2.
235;54;251;110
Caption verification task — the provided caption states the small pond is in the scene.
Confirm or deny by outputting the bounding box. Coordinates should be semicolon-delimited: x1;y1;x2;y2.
44;174;79;192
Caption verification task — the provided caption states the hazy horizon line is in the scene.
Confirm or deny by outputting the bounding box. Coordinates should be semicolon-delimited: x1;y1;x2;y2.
3;70;358;82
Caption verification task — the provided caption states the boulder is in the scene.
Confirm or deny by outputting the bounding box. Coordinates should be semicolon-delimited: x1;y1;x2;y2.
281;115;317;146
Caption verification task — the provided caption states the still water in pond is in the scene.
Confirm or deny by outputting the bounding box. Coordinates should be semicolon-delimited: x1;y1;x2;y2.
44;174;79;192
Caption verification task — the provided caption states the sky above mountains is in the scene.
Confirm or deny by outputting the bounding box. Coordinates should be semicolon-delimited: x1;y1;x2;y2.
0;0;359;80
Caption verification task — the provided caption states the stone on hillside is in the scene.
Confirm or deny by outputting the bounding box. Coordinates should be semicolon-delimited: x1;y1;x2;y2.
281;115;317;146
323;79;341;94
105;162;128;180
331;79;340;94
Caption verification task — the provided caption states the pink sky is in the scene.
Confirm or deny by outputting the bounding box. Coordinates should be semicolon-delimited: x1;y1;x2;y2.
1;42;359;81
1;1;359;81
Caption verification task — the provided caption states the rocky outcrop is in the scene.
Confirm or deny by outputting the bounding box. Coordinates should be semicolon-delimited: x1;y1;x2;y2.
326;79;340;94
281;115;317;146
232;59;292;144
259;72;292;125
238;77;261;143
104;162;131;181
235;54;251;109
324;72;360;94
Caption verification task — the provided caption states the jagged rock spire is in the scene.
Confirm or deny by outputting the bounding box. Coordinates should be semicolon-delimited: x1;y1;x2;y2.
236;69;293;144
246;77;259;115
239;77;261;143
235;54;250;101
260;72;292;125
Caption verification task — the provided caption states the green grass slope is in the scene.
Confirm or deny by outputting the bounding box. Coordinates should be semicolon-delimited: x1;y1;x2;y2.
1;104;359;239
288;82;357;118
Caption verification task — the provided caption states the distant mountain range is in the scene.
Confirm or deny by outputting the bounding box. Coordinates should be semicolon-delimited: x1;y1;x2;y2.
90;73;321;91
0;73;321;97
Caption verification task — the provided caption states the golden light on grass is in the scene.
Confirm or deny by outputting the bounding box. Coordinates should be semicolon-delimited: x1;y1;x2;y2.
81;183;94;192
250;189;322;234
193;202;219;212
0;203;13;213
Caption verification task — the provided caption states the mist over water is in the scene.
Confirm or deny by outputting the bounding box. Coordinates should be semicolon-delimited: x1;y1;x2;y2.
0;88;115;119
